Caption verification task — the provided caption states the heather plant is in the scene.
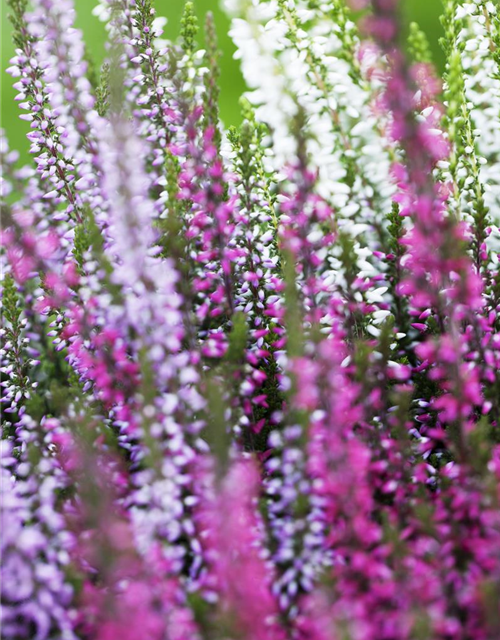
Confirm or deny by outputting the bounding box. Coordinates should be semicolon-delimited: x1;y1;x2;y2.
2;0;500;639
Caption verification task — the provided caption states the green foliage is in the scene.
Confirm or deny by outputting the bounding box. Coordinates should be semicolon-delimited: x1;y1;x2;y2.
230;98;277;221
386;202;409;335
441;3;490;269
6;0;29;49
203;12;222;151
442;46;466;187
228;99;277;227
204;373;231;478
95;63;111;117
387;202;405;258
135;0;154;28
480;578;500;634
439;0;460;57
1;275;29;428
338;232;366;342
3;273;23;339
282;250;303;360
136;349;164;469
408;21;433;65
73;222;91;277
224;312;248;366
492;12;500;83
181;1;198;53
0;277;60;443
164;150;183;218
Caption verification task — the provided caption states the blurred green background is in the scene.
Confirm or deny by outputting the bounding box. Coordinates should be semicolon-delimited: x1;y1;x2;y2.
1;0;444;158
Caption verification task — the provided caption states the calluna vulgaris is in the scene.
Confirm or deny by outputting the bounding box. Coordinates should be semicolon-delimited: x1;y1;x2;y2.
2;0;500;638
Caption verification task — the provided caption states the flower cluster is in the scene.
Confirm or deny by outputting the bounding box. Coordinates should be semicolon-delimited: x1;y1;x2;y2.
3;0;500;638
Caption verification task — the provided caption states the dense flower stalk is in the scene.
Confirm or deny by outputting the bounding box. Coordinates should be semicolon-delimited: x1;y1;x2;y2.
3;0;500;638
1;437;76;640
